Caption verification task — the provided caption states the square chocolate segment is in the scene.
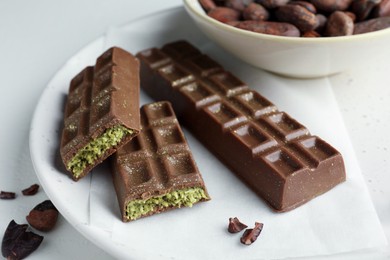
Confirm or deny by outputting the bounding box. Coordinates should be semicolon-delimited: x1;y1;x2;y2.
232;91;277;119
259;112;309;142
179;81;220;109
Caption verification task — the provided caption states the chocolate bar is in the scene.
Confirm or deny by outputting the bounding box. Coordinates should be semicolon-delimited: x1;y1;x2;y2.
112;101;210;222
60;47;140;181
136;40;346;212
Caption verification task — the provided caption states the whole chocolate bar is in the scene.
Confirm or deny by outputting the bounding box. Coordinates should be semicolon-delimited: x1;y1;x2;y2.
112;101;210;222
60;47;140;181
136;40;346;212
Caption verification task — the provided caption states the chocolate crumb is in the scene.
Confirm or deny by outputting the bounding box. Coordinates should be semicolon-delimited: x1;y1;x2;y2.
228;217;248;233
22;184;40;196
240;222;264;245
0;191;16;200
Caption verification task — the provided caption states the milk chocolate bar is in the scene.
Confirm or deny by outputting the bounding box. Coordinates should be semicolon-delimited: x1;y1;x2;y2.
60;47;140;181
136;40;346;212
112;101;210;222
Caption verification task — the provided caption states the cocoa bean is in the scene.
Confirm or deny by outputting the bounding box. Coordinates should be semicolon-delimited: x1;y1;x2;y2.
354;17;390;34
326;11;354;36
226;0;254;11
351;0;379;21
243;2;269;21
372;0;390;18
235;20;301;36
310;0;353;12
303;30;321;37
288;1;317;13
208;7;241;23
275;5;318;32
199;0;217;12
255;0;289;9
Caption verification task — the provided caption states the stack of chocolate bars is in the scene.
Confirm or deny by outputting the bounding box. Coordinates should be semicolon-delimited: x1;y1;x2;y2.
60;41;346;222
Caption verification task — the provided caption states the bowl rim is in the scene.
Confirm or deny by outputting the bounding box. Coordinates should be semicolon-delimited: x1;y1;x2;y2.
183;0;390;44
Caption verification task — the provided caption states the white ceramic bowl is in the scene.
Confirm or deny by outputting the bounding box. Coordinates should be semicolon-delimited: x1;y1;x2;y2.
183;0;390;78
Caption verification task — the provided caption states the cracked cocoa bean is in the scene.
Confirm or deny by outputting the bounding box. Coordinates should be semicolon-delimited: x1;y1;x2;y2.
21;184;40;196
1;220;43;260
26;200;59;232
0;191;16;200
228;217;248;233
240;222;264;245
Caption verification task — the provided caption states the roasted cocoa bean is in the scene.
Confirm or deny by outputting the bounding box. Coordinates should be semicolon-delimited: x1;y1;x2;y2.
372;0;390;18
26;200;59;232
208;7;241;23
226;0;254;11
351;0;379;21
314;13;328;32
275;5;318;32
354;17;390;34
310;0;352;12
199;0;217;12
243;2;269;21
255;0;289;9
235;20;301;36
1;220;43;259
326;11;354;36
303;30;321;37
288;1;317;13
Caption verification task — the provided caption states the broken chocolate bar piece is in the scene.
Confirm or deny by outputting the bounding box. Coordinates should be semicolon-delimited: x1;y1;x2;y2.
136;40;346;212
60;47;140;181
112;101;210;222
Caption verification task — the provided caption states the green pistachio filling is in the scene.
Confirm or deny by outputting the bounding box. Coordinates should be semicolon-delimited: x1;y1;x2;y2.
67;125;133;178
126;187;208;221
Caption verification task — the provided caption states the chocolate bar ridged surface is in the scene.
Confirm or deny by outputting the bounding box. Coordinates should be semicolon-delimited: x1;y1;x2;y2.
112;101;210;222
60;47;140;181
136;40;346;212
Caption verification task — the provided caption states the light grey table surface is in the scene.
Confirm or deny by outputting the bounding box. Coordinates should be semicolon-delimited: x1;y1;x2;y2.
0;0;389;259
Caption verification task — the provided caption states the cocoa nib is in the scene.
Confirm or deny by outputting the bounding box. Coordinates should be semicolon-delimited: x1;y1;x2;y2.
1;220;43;259
228;217;248;233
240;222;264;245
0;191;16;200
21;184;40;196
26;200;59;232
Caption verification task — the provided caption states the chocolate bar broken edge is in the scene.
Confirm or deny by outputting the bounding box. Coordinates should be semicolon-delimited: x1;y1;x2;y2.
112;101;210;222
136;40;346;212
60;47;141;181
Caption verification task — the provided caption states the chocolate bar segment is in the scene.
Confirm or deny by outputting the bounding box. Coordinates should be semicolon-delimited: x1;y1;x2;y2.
112;101;210;222
60;47;140;181
136;40;346;212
